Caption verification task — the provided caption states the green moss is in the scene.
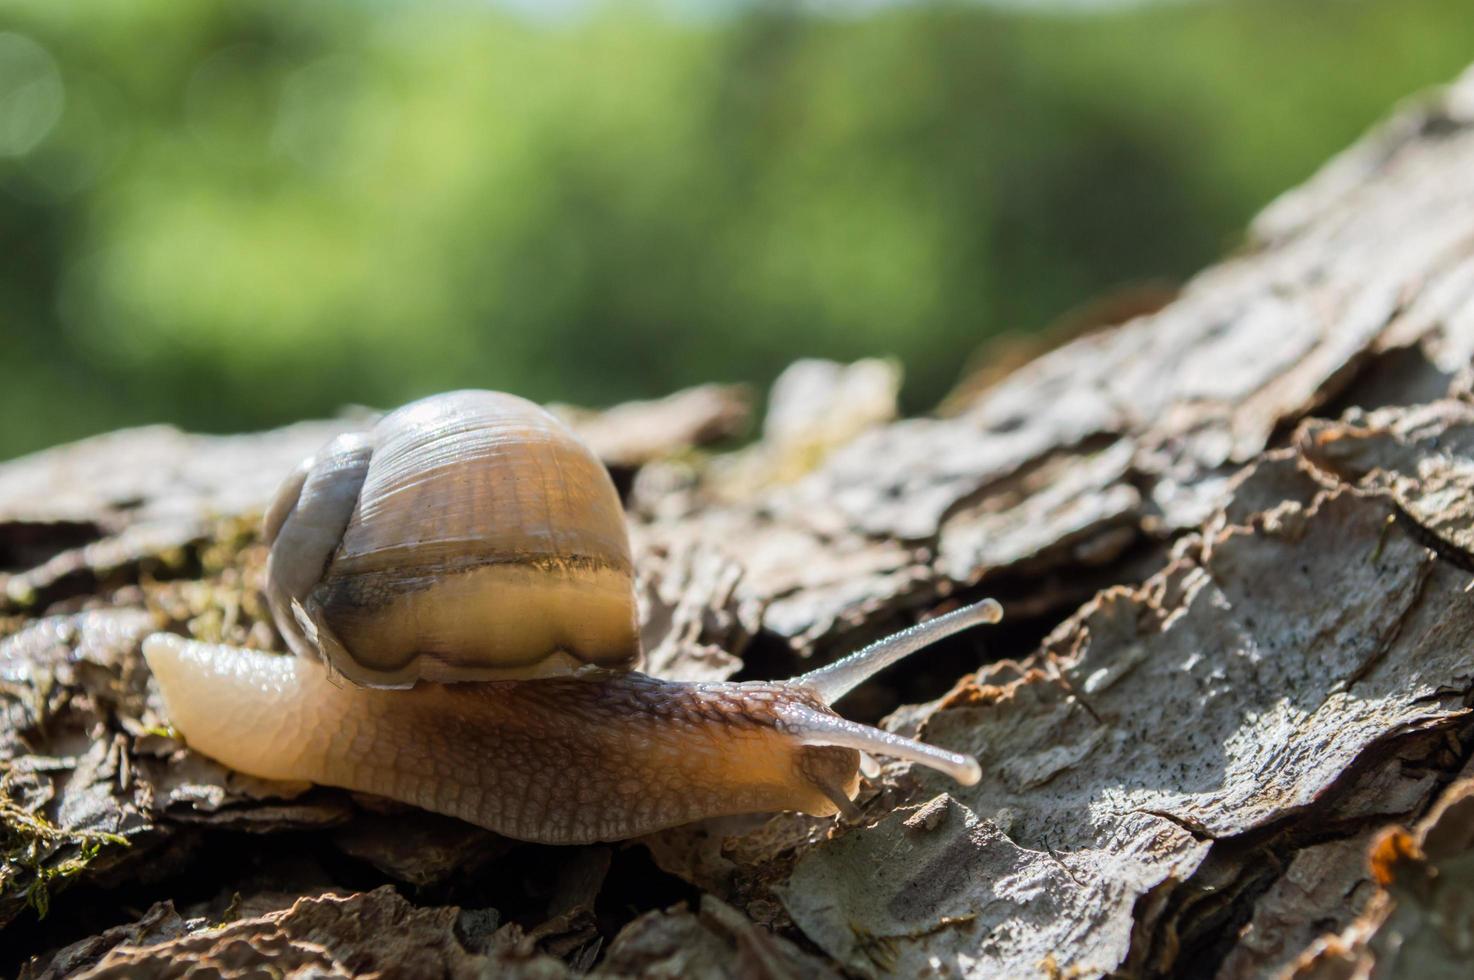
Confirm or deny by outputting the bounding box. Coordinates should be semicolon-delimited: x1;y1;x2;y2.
198;516;261;576
0;776;129;922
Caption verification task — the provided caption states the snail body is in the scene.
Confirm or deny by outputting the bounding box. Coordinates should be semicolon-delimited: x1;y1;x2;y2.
146;641;863;843
144;390;999;844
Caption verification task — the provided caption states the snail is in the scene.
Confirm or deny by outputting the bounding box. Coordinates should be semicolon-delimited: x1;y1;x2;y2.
143;390;1001;845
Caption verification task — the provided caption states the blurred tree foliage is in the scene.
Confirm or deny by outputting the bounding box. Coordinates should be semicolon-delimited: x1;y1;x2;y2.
1;0;1471;458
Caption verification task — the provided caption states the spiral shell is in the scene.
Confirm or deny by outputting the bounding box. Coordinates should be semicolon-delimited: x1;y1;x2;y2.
263;390;639;687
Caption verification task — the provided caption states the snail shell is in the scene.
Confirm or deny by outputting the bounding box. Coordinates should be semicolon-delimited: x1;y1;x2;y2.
262;390;639;688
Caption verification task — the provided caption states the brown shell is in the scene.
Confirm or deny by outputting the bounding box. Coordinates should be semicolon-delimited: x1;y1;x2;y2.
264;390;639;687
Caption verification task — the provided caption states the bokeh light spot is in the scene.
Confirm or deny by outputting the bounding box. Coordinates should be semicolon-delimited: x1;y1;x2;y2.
0;32;64;158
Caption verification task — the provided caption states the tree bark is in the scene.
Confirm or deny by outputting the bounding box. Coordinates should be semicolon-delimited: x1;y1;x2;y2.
5;66;1474;979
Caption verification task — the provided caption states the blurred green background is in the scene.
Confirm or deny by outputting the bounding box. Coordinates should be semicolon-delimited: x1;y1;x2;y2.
1;0;1471;460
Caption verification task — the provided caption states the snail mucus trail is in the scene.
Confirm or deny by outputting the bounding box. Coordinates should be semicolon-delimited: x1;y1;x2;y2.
143;390;1001;845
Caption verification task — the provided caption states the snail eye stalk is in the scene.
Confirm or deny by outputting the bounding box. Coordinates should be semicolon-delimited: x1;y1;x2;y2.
795;599;1003;705
779;701;983;786
781;598;1003;786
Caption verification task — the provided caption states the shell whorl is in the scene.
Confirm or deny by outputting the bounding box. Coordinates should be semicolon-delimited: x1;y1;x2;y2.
265;390;640;688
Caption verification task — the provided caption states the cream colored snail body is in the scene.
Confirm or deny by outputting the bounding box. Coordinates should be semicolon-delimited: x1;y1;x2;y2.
143;390;1001;845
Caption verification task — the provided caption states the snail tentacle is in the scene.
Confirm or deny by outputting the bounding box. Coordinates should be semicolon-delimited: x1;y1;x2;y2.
776;699;983;786
795;598;1003;705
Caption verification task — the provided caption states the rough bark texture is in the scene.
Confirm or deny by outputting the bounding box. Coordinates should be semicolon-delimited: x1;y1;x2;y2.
4;66;1474;980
